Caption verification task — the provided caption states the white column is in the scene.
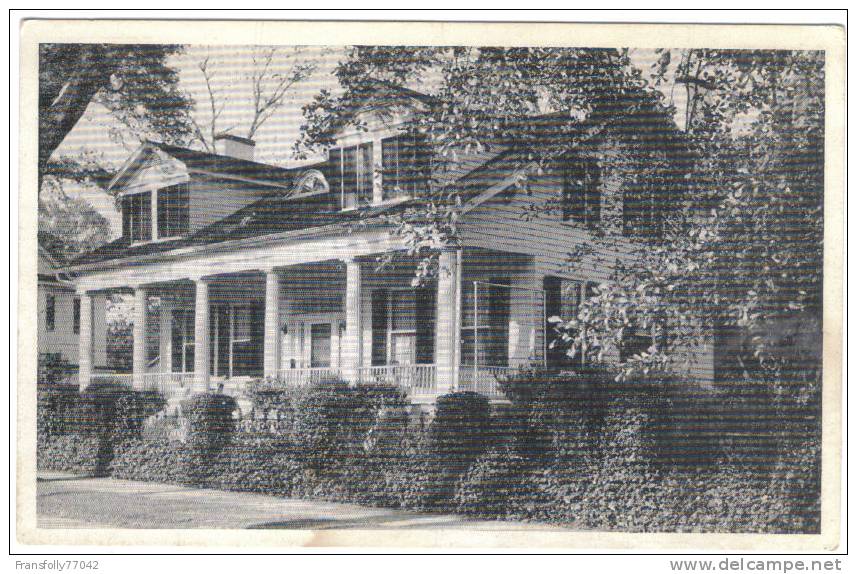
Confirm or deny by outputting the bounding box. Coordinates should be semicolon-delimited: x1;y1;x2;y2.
77;292;93;391
193;279;210;391
435;249;462;396
263;269;281;379
159;297;173;374
342;259;363;383
132;287;148;389
91;293;108;370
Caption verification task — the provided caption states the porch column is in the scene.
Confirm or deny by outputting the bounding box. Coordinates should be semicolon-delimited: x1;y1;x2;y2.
435;249;462;395
263;269;281;379
342;258;362;383
193;278;211;391
77;292;93;391
159;297;173;374
132;287;148;389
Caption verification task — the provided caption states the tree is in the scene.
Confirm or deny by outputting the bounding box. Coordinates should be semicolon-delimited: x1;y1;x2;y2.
190;46;318;153
297;47;824;388
38;44;194;192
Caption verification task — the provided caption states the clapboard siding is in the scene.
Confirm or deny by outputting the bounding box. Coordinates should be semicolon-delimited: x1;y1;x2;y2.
460;150;715;383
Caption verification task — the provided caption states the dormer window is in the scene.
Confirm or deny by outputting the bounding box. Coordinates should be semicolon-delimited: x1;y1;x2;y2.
157;183;190;238
122;183;189;243
122;191;152;243
328;143;373;210
381;134;429;200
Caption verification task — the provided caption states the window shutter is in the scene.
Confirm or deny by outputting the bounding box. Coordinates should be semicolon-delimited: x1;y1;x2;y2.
415;286;436;364
488;279;510;367
327;148;342;208
371;289;389;366
359;142;373;204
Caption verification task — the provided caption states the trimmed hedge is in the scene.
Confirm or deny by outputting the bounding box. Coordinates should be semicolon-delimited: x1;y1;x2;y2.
38;372;821;533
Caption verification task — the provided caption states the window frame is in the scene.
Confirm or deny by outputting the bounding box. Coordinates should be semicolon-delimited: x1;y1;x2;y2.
460;279;511;367
329;142;374;210
156;183;190;239
122;191;153;243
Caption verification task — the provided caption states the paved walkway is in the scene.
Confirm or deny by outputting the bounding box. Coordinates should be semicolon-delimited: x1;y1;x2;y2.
37;473;566;531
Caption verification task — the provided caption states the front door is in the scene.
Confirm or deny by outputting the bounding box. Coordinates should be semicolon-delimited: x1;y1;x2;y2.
310;323;332;368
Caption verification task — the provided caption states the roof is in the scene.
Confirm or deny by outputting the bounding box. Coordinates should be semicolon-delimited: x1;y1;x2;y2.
68;83;684;271
108;141;301;192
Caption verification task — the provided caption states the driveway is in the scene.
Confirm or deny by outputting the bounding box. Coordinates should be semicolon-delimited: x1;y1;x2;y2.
37;473;566;530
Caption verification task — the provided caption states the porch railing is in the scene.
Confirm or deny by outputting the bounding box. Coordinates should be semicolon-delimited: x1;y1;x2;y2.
357;364;436;396
90;372;133;386
276;367;342;386
457;365;518;399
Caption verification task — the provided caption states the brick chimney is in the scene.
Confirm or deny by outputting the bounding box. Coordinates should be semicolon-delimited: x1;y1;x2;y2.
214;133;255;161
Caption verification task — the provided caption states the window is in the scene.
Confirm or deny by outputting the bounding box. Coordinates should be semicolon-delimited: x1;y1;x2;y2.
157;183;190;238
460;280;510;367
371;288;435;366
328;142;374;209
45;294;55;332
381;134;429;200
210;304;263;378
73;298;81;334
122;192;152;242
560;155;600;225
171;309;195;373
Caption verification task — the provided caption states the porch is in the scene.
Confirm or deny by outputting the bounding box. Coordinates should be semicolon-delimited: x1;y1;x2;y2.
80;249;547;403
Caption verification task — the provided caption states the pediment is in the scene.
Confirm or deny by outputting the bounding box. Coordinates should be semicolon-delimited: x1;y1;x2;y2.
121;148;189;194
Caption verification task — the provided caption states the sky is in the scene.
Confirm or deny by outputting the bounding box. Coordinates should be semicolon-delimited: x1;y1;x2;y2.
52;46;683;237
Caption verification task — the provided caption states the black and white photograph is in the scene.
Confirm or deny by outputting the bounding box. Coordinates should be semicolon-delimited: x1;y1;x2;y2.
15;16;845;552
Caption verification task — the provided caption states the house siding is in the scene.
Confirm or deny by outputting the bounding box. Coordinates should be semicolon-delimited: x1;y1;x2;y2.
459;145;715;383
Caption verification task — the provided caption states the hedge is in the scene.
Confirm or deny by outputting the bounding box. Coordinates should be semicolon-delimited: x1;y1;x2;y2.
37;373;821;533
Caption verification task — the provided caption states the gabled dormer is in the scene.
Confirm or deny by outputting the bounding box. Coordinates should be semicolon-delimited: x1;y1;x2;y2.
325;82;433;210
108;135;297;245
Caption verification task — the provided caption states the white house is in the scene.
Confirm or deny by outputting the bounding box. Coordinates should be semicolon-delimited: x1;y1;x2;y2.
62;82;713;403
38;232;107;378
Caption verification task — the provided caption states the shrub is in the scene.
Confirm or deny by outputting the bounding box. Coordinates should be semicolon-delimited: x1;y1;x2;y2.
454;444;536;518
38;353;75;385
115;390;166;440
288;380;367;468
181;392;238;482
37;433;104;475
415;391;491;510
110;438;189;484
37;383;79;440
77;381;137;436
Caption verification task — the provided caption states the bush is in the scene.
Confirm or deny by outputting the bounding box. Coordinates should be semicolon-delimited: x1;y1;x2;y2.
181;392;238;482
38;353;75;385
37;383;79;440
454;444;536;518
414;391;491;510
37;433;104;475
111;438;189;484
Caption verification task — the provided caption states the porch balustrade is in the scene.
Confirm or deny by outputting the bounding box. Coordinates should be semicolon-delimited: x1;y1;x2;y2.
457;365;518;399
356;364;437;396
276;367;342;385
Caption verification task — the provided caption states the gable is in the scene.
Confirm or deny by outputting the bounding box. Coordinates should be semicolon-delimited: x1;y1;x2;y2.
121;149;189;195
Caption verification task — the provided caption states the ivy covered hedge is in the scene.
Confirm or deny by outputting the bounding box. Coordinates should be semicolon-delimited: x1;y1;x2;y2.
38;372;820;533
